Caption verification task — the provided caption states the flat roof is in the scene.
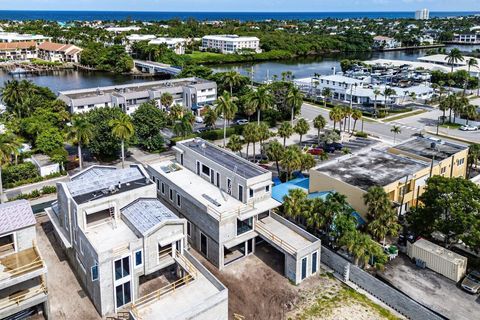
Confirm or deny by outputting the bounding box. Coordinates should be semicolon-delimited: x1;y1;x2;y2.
84;219;138;254
316;150;429;191
202;34;259;41
59;78;213;100
393;137;468;161
179;139;267;179
412;239;467;265
417;54;474;66
0;200;36;235
121;198;180;236
67;165;151;204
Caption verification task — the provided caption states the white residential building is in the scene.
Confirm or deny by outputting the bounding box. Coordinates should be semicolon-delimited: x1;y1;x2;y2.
105;26;141;33
126;34;156;43
201;35;261;54
373;36;401;49
46;165;228;319
452;33;480;44
37;42;83;63
0;32;50;44
149;38;187;55
415;8;430;20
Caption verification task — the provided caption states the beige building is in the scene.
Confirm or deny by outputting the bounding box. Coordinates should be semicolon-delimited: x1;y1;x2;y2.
0;41;37;60
309;137;469;218
37;42;82;63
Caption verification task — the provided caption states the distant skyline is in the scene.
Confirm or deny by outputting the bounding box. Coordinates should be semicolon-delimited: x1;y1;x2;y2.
1;0;479;12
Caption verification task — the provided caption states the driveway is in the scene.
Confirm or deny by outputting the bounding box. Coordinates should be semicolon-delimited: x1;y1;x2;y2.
379;254;480;320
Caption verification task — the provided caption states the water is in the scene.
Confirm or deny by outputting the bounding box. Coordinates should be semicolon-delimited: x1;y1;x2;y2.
1;45;479;93
0;11;478;22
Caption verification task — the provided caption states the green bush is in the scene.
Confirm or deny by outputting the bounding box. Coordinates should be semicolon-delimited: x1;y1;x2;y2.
41;185;57;194
199;125;244;141
354;131;368;138
3;162;39;187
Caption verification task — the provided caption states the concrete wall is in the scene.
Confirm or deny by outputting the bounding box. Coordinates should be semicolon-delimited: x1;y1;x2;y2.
13;225;36;252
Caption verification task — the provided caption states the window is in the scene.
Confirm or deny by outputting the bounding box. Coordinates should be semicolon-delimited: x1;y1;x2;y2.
161;182;165;195
457;158;465;166
249;189;254;198
441;167;446;174
237;218;253;235
196;161;200;175
79;238;84;254
180;153;184;165
169;189;173;201
200;232;208;256
187;221;191;238
266;185;270;192
156;179;160;191
176;194;181;207
134;250;143;268
114;257;130;281
202;164;210;176
301;257;307;280
91;264;99;281
238;185;244;202
115;282;131;309
216;172;220;187
210;169;215;184
312;252;318;274
227;178;232;195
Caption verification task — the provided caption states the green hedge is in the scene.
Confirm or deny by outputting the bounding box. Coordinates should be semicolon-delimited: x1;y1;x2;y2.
3;163;39;187
199;125;244;141
354;131;368;138
10;185;57;201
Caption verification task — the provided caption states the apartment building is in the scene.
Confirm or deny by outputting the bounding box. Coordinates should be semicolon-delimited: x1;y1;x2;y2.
0;200;50;319
148;138;321;285
58;78;217;115
201;35;261;54
46;165;228;319
310;137;469;217
37;42;83;63
0;32;50;44
373;36;401;49
415;8;430;20
0;41;37;60
452;33;480;44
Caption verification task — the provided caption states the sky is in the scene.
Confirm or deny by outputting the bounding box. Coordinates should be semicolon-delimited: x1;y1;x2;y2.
0;0;479;12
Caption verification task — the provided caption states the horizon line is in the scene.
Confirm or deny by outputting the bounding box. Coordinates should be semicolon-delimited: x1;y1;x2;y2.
0;9;478;13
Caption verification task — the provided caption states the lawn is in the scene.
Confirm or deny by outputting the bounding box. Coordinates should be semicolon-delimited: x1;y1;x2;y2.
383;110;426;122
439;122;462;129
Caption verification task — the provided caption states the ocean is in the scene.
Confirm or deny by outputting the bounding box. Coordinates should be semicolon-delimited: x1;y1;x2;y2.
0;10;478;21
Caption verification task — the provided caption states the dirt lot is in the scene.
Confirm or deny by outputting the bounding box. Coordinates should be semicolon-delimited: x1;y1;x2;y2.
379;254;480;320
191;242;398;320
36;214;100;320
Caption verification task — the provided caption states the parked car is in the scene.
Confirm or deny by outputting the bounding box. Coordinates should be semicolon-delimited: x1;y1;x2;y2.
194;127;210;134
307;148;324;156
195;116;204;123
461;271;480;294
323;144;336;153
332;142;343;150
235;119;249;125
460;125;478;131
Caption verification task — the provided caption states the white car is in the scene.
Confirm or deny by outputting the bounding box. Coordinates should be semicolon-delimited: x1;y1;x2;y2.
235;119;249;125
460;125;478;131
195;116;204;124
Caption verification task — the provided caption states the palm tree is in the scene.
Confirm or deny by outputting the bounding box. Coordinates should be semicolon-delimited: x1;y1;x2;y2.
383;88;397;110
465;58;478;95
283;188;307;219
294;118;310;144
351;109;362;135
215;91;238;147
321;87;332;108
68;116;93;170
242;123;258;160
300;153;316;172
467;144;480;177
169;104;185;121
463;104;477;125
313;114;327;145
245;86;274;124
343;106;353;132
257;122;272;156
390;125;401;144
281;145;301;181
329;106;344;131
266;139;284;175
455;96;469;123
277;122;293;147
222;71;242;95
373;88;382;116
286;86;304;125
445;48;464;73
203;106;218;129
160;92;173;109
226;134;244;156
0;133;21;203
438;98;449;124
109;114;134;168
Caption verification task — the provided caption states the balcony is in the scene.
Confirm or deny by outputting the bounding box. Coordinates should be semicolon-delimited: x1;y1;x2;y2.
0;278;47;315
0;246;45;286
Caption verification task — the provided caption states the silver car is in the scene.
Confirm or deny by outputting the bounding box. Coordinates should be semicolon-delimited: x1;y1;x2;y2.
461;271;480;294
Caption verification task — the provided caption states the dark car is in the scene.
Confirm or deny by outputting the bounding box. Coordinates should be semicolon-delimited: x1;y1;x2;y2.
332;142;343;150
323;144;336;153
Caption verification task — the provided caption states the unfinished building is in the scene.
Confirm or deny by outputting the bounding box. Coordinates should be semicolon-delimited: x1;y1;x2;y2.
148;138;321;285
46;165;227;320
0;200;49;319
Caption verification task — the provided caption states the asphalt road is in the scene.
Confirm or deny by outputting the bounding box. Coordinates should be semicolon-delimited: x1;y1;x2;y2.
301;103;417;143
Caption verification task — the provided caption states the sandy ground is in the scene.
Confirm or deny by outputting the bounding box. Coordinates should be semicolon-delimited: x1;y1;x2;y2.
191;242;397;320
36;214;100;320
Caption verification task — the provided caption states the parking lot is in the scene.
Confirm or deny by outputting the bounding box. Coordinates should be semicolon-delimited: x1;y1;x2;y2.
379;254;480;320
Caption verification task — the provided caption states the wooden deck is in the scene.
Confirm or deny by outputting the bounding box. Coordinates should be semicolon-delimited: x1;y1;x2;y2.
0;247;44;280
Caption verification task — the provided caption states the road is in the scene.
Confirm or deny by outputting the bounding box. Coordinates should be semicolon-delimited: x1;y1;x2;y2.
301;103;417;143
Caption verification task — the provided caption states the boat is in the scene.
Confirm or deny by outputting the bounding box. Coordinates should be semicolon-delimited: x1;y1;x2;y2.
9;67;28;75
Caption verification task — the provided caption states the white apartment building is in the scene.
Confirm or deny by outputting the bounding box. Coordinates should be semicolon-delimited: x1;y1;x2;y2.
0;41;37;61
201;34;261;54
373;36;401;49
452;33;480;44
58;78;217;115
0;32;50;44
149;38;187;55
126;34;157;43
415;8;430;20
46;165;228;319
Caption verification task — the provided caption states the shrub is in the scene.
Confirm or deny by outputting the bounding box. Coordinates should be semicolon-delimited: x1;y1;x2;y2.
41;185;57;194
199;125;244;141
3;162;39;186
355;131;368;138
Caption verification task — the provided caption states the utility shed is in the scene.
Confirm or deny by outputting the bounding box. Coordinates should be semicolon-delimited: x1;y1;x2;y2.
407;239;467;282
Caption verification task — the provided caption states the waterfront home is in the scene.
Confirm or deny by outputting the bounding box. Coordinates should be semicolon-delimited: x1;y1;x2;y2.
0;41;37;61
58;77;217;115
200;35;261;54
37;42;82;63
149;38;187;55
373;36;401;49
